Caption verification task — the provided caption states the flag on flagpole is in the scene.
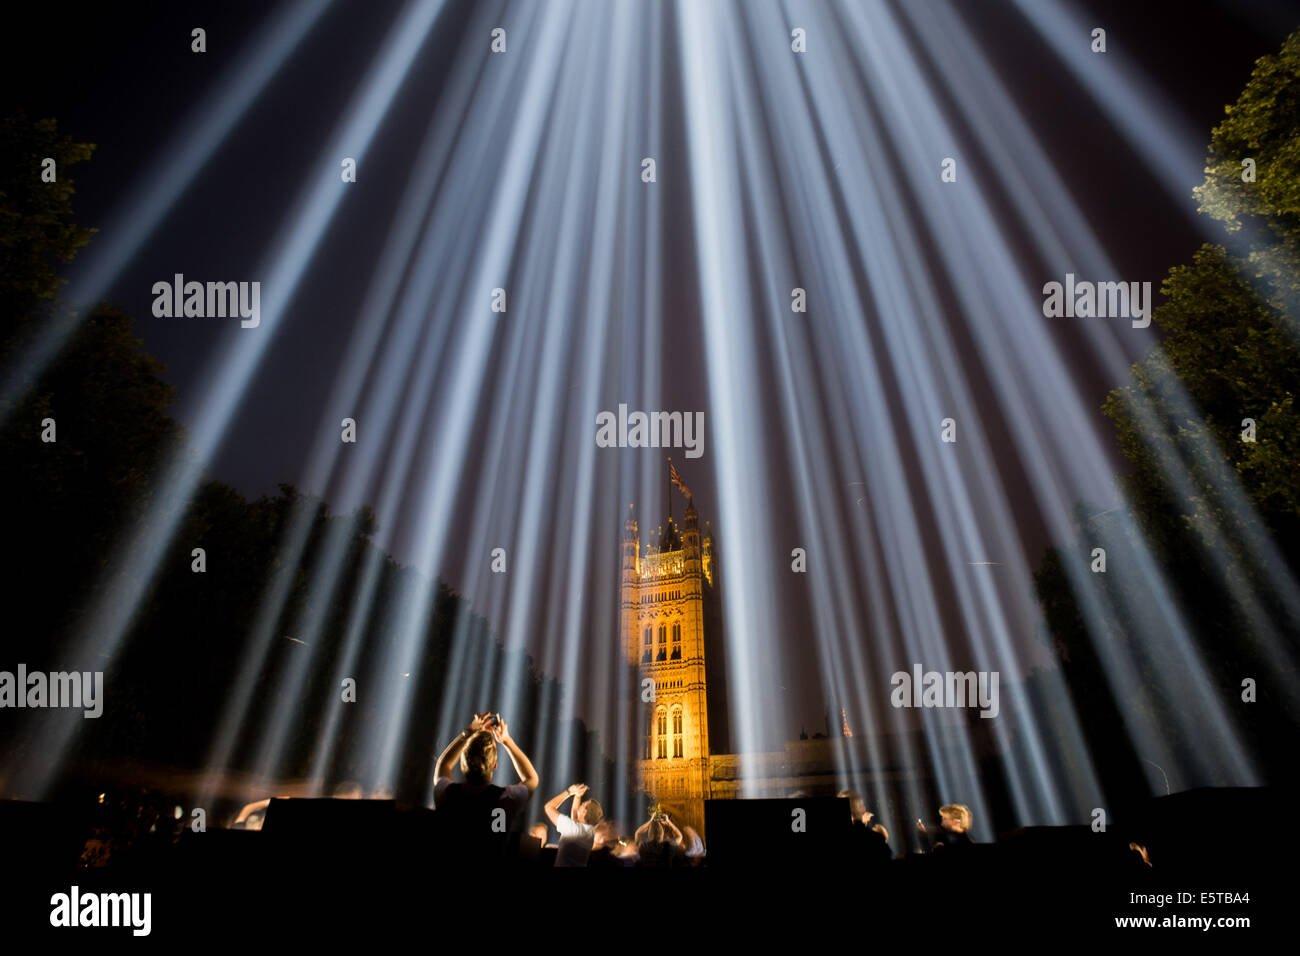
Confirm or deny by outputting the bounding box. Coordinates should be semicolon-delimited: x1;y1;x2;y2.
669;462;691;499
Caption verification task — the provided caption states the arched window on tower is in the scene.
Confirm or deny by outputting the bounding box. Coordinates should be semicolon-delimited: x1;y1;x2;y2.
671;623;681;659
656;625;667;661
642;625;653;663
671;706;683;758
656;707;668;759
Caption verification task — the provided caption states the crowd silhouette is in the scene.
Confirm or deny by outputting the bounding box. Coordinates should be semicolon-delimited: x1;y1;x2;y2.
214;711;1164;875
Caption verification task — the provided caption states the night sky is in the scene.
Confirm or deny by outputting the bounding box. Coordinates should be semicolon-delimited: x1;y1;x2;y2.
3;0;1296;743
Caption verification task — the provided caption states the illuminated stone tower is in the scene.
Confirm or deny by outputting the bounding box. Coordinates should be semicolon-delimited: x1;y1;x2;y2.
621;497;721;836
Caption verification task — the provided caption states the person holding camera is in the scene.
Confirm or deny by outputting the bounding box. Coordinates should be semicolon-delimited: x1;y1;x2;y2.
432;712;539;859
633;809;683;867
543;782;604;867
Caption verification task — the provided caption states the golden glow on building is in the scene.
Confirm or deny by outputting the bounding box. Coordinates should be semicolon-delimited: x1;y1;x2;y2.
621;498;715;835
620;498;862;836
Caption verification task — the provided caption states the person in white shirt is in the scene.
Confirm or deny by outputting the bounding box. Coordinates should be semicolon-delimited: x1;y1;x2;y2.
543;782;603;867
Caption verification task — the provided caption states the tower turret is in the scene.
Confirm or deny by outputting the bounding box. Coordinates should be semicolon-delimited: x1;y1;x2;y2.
683;497;701;573
623;504;639;578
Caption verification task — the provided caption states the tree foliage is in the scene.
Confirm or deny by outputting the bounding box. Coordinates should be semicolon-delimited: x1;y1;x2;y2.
1034;29;1300;795
0;112;95;350
1195;30;1300;253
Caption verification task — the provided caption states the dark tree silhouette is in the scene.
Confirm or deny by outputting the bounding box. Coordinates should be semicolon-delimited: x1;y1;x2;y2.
1033;31;1300;796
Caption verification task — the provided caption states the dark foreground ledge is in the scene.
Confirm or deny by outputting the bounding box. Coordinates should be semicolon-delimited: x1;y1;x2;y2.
0;787;1278;941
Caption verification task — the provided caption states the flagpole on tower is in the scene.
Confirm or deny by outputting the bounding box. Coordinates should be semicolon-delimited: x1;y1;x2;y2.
666;456;673;522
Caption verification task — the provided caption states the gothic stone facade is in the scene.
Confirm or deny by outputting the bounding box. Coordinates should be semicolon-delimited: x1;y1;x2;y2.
620;499;724;837
619;502;952;840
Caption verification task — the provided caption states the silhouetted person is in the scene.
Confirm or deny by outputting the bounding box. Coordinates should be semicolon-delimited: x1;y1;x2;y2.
588;820;621;868
917;803;973;853
433;713;539;861
634;815;682;868
840;789;891;863
544;783;603;867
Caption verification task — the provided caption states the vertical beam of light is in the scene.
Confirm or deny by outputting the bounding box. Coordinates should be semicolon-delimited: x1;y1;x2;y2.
622;0;668;830
237;0;522;797
843;2;1194;799
416;0;587;797
913;0;1298;722
899;2;1270;778
1014;0;1300;346
0;0;333;428
578;0;664;833
473;0;612;791
826;2;1117;809
14;0;451;803
237;0;545;796
245;516;353;785
728;0;991;827
676;0;788;786
887;0;1133;815
306;543;385;793
1008;0;1300;642
302;2;514;794
365;0;580;789
836;0;1259;789
427;0;616;802
1007;0;1215;219
821;0;1099;825
1008;0;1300;640
523;0;647;809
231;0;1289;826
722;1;932;826
525;0;642;806
364;0;572;789
453;0;682;825
15;0;1291;831
340;43;550;784
195;0;464;805
591;0;668;830
722;1;992;828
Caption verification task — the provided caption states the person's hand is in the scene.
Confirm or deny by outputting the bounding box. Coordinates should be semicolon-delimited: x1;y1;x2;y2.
468;713;492;735
573;783;588;798
491;717;511;744
862;811;874;826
